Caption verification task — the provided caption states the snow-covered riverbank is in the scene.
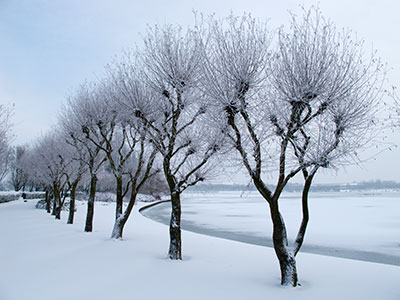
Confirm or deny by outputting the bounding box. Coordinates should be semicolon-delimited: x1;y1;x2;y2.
1;199;399;300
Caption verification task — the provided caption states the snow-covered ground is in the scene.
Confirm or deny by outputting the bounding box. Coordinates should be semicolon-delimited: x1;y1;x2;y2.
1;198;400;300
143;190;400;265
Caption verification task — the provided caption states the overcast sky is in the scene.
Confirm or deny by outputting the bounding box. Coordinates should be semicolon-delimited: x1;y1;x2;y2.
1;0;399;184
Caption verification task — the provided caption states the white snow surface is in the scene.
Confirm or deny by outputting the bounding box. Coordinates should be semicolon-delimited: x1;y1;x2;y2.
1;198;399;300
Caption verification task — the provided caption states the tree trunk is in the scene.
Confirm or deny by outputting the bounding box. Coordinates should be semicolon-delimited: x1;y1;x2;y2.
84;175;97;232
111;183;137;240
270;201;298;286
253;178;299;286
51;193;57;216
45;190;51;213
67;181;79;225
115;176;123;220
111;217;124;239
51;183;60;217
278;252;298;286
168;192;182;260
53;184;62;220
55;206;61;220
293;175;314;256
111;176;124;239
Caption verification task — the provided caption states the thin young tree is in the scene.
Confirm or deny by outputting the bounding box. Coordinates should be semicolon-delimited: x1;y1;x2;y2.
128;25;223;259
202;10;384;286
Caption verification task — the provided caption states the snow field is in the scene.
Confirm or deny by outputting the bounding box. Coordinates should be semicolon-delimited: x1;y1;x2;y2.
0;199;399;300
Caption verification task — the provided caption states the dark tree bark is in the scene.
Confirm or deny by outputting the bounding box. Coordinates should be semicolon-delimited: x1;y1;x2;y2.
168;192;182;260
84;175;97;232
110;177;125;239
227;105;304;286
111;187;143;239
252;178;299;286
162;153;183;260
111;217;125;239
293;174;314;256
45;189;51;213
110;144;157;240
67;180;79;224
269;201;297;286
51;189;57;216
110;192;137;239
115;176;123;219
52;183;62;220
55;206;61;220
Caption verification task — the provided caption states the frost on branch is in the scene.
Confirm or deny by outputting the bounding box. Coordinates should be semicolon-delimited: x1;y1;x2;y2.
201;8;385;287
0;104;12;184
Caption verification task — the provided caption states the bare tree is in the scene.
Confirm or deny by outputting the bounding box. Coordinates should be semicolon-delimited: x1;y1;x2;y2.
9;145;29;191
138;171;168;197
27;132;73;219
202;10;384;286
79;77;159;239
20;147;52;212
0;104;13;184
128;24;224;259
388;87;400;132
60;83;108;232
56;122;89;224
64;146;87;225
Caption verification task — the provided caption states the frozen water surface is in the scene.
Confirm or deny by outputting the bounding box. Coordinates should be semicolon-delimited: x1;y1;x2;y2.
142;190;400;265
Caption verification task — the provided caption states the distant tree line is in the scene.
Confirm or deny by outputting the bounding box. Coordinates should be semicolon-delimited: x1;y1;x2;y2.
187;180;400;192
0;7;390;287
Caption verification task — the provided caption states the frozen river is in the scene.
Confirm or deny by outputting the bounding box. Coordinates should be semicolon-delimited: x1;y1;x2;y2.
141;190;400;266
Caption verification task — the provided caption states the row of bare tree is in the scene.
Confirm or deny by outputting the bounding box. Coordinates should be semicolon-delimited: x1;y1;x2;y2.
3;8;387;287
0;104;13;185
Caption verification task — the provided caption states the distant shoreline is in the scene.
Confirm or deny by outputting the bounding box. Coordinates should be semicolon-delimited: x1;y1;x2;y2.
186;180;400;193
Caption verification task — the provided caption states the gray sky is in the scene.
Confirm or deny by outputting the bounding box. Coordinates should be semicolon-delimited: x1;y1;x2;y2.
1;0;399;184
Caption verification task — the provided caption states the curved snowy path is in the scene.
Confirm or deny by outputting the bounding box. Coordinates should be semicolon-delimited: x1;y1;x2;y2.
140;196;400;267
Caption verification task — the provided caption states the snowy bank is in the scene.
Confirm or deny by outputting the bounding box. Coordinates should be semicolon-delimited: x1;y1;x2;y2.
0;191;45;203
0;199;399;300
